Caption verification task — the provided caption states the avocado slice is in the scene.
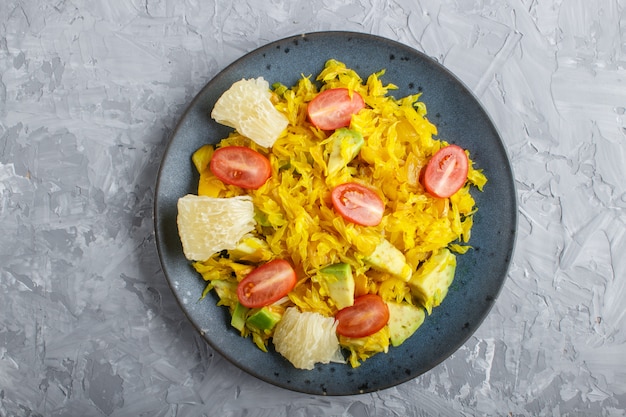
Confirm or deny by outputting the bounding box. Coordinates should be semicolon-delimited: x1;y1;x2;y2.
364;239;413;282
231;302;250;332
317;263;355;310
408;248;456;314
326;128;364;176
246;307;282;331
387;302;425;346
228;235;273;263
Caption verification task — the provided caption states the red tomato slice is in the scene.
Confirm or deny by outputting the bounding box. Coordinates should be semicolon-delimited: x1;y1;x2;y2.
307;88;365;130
335;294;389;338
237;259;297;308
210;146;271;189
331;182;384;226
422;144;469;198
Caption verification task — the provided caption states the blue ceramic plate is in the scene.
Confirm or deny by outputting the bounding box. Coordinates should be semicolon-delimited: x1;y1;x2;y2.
154;31;517;395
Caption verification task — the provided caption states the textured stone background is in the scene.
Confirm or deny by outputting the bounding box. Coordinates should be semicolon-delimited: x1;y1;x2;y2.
1;0;625;416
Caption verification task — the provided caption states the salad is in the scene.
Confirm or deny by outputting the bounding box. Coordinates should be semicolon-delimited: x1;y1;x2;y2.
177;59;486;369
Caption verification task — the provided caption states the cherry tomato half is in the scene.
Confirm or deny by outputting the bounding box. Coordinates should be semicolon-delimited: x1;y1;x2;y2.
210;146;271;189
331;182;384;226
237;259;297;308
307;88;365;131
422;144;469;198
335;294;389;338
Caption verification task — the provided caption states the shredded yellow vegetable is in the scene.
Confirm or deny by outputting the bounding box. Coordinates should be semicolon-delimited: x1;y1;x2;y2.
191;59;486;367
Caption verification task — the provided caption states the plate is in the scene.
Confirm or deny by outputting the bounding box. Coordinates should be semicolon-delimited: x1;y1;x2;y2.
154;31;517;395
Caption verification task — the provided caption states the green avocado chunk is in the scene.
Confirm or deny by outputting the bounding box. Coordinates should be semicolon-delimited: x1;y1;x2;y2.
387;302;425;347
326;128;364;176
364;239;413;281
408;248;456;314
317;262;355;310
246;307;282;331
231;302;249;332
228;235;273;263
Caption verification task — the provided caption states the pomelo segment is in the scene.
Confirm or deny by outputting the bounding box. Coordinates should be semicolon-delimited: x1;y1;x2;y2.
211;77;288;148
176;194;255;261
273;307;344;370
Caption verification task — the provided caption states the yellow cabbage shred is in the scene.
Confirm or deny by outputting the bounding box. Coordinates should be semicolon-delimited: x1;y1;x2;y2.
191;59;487;366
